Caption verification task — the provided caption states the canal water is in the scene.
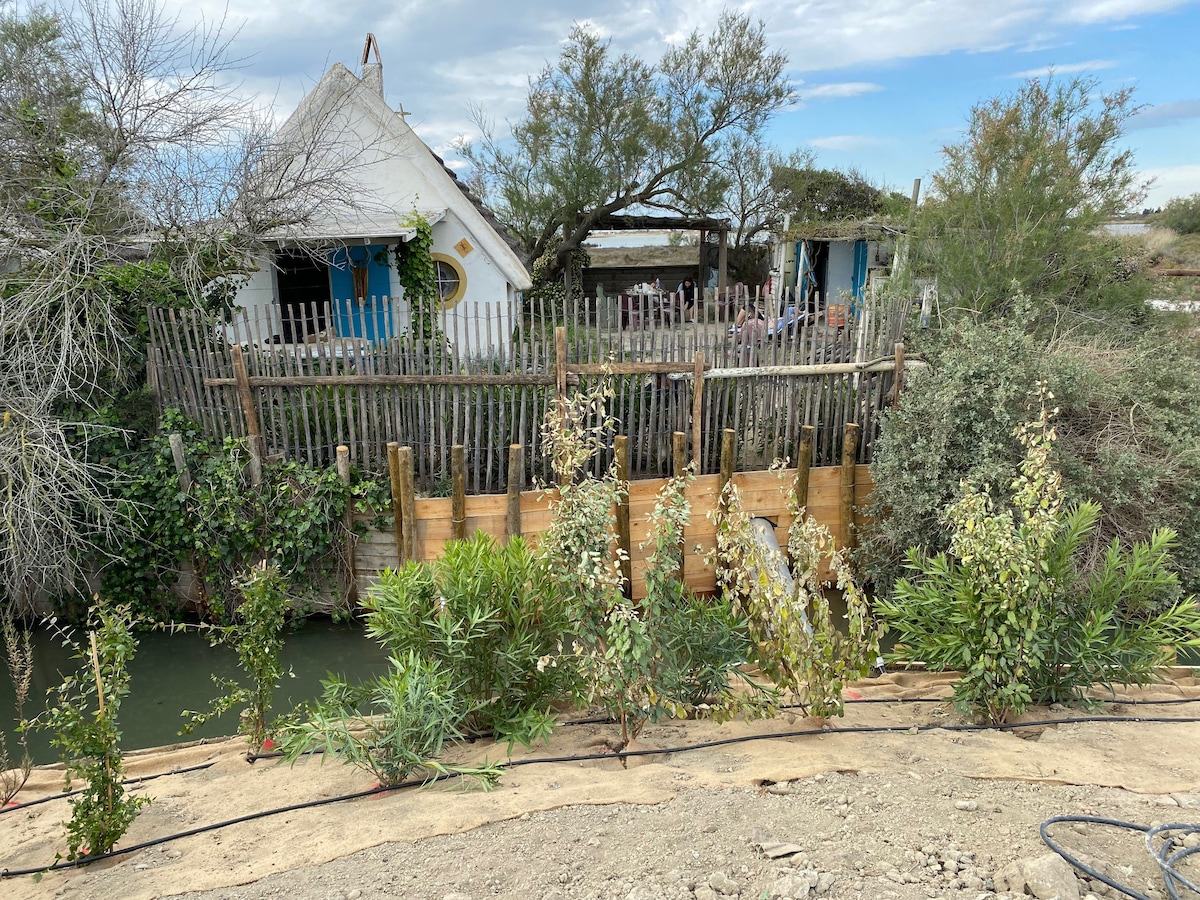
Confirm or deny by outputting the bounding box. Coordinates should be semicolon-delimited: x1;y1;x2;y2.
0;620;392;765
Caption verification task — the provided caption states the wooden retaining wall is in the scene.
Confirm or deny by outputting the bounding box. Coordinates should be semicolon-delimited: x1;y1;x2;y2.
353;462;873;601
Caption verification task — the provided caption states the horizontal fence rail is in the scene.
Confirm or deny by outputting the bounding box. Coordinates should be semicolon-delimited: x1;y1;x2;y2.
148;287;907;492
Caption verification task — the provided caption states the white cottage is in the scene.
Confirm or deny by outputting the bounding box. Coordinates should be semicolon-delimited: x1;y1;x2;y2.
232;39;530;351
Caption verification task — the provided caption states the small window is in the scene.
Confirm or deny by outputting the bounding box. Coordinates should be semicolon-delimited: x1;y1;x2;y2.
431;253;467;308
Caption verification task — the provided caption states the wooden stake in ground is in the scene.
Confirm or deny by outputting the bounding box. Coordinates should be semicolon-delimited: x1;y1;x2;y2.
614;435;632;598
336;445;357;607
387;442;404;565
506;444;523;543
839;423;860;555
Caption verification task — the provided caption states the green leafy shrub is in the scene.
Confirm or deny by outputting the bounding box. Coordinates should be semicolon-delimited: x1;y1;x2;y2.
280;651;500;789
181;562;293;751
35;602;149;860
713;476;879;718
877;401;1200;724
863;320;1200;598
1160;192;1200;235
97;411;353;621
363;531;572;747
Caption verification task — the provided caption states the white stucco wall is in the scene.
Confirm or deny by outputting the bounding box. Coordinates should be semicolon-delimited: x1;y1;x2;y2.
225;64;526;354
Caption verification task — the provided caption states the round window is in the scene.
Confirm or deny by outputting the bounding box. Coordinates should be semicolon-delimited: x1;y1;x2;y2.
431;253;467;309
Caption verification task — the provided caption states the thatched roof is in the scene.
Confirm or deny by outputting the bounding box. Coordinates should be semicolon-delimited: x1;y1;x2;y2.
780;218;906;242
582;245;699;269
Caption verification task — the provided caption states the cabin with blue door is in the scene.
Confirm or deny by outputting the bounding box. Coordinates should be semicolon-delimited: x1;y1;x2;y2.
230;36;531;351
772;223;898;319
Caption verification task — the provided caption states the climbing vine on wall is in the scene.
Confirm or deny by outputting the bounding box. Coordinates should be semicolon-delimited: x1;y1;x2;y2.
393;211;446;351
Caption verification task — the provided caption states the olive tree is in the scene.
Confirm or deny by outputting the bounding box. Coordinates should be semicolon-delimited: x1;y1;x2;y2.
460;11;793;289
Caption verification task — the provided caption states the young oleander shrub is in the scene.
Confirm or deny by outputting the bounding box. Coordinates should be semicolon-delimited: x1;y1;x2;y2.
280;651;500;789
363;531;573;748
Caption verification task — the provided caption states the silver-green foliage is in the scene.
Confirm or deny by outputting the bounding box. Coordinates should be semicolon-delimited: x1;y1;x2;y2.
281;651;499;789
540;380;755;745
713;476;878;719
36;602;149;860
1;614;33;804
363;531;572;747
878;402;1200;724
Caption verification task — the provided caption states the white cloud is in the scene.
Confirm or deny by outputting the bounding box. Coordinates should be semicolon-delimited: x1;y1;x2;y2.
802;82;884;99
1059;0;1193;25
808;135;881;151
1010;59;1118;78
1129;99;1200;131
1140;164;1200;208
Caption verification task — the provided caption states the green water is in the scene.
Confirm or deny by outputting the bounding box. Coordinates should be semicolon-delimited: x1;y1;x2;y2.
0;620;392;765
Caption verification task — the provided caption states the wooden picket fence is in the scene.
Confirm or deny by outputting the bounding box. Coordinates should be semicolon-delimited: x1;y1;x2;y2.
148;287;907;492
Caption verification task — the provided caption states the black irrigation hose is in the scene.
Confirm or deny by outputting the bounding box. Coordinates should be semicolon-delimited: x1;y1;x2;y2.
1041;815;1200;900
0;762;217;815
0;773;455;878
8;713;1200;880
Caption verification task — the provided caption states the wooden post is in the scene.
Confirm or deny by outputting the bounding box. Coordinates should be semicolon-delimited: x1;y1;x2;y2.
451;445;466;542
614;436;632;599
839;423;861;554
399;446;416;563
691;351;704;469
554;326;570;486
387;442;404;564
794;425;814;515
888;341;906;407
672;431;687;478
554;325;568;414
717;228;728;297
231;344;263;486
336;445;357;607
719;428;735;517
168;433;192;493
506;444;523;542
230;344;263;452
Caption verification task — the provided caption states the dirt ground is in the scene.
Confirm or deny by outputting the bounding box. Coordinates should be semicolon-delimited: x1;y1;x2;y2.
5;671;1200;900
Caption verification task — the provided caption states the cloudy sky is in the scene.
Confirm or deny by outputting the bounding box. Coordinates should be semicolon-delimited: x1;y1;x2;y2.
171;0;1199;209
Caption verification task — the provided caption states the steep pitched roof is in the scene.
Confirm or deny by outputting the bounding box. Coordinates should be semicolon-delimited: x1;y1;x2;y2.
269;60;531;289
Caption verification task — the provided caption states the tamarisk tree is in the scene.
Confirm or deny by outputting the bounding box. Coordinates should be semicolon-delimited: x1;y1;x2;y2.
460;11;793;288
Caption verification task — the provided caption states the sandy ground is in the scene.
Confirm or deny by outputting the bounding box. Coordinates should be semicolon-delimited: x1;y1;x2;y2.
4;671;1200;900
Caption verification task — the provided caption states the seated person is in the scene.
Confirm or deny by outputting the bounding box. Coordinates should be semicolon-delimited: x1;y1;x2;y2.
676;277;697;322
729;304;768;339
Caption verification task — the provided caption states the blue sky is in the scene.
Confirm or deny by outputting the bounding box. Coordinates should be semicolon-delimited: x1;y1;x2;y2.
165;0;1200;210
